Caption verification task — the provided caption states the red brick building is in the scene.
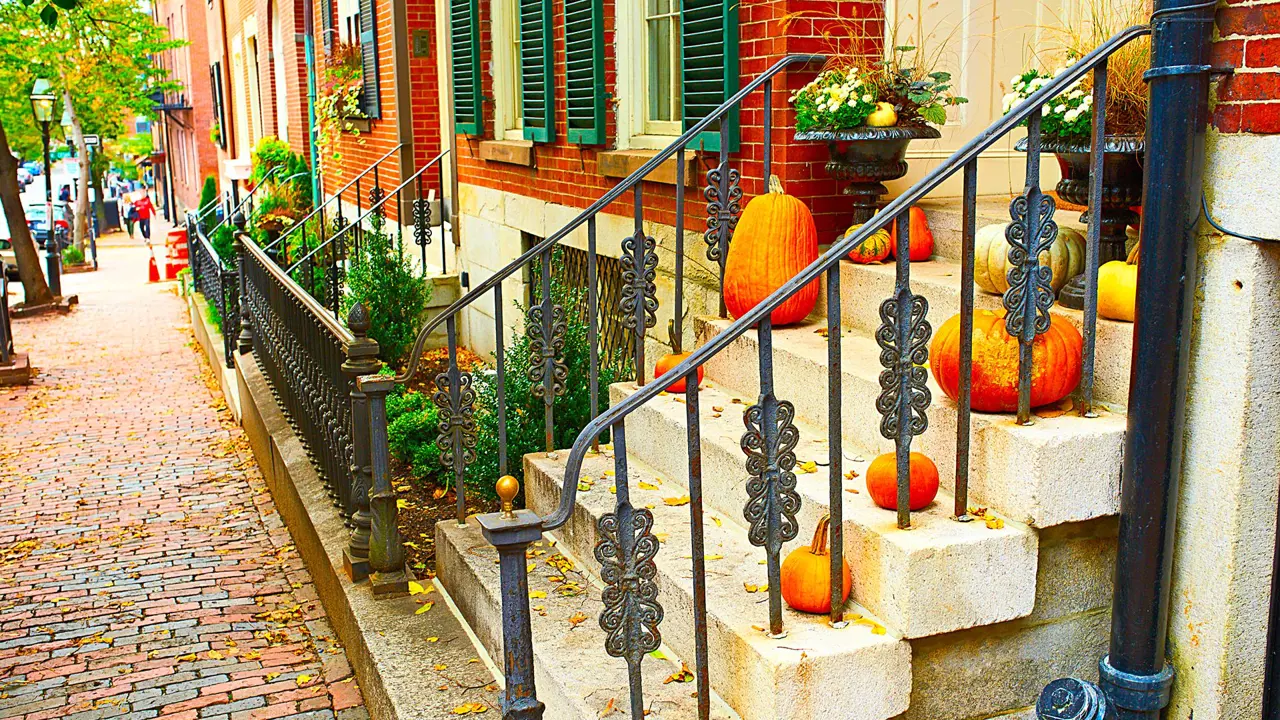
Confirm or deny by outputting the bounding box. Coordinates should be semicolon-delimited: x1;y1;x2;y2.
152;0;221;213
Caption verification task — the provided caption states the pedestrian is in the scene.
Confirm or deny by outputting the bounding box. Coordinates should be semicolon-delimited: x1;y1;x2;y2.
134;192;154;241
123;196;137;238
58;184;71;203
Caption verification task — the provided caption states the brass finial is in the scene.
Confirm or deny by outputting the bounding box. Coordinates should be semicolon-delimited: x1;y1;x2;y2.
496;475;519;519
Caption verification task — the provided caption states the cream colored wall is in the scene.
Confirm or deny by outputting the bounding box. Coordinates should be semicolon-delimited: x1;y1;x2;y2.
1164;131;1280;720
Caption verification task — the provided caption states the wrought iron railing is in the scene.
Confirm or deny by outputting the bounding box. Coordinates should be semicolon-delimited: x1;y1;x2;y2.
236;229;384;581
284;150;451;320
348;22;1158;719
187;217;239;367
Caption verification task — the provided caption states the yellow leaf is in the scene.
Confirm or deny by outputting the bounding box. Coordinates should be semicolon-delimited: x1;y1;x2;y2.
568;612;588;628
415;602;434;614
408;581;430;596
296;674;313;686
530;590;547;599
397;499;410;511
207;650;224;660
638;481;659;491
176;653;197;662
663;663;695;684
798;460;818;474
432;487;448;499
985;517;1005;530
664;495;691;506
434;664;448;671
266;672;281;681
427;637;439;643
744;583;758;593
710;516;722;527
609;486;617;494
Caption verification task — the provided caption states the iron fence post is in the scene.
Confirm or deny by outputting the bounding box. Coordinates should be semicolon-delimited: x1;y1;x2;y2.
343;303;379;582
360;375;410;595
232;215;254;354
477;477;545;720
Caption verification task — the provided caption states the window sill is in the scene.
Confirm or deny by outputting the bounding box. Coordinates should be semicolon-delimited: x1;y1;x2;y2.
598;149;697;187
343;116;372;134
479;139;535;167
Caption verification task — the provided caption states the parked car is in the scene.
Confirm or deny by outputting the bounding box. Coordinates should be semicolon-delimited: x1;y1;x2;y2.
22;162;41;177
25;202;70;250
16;167;32;188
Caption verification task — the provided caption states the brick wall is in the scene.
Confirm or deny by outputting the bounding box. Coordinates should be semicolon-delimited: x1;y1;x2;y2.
453;0;883;244
1213;0;1280;133
156;0;221;210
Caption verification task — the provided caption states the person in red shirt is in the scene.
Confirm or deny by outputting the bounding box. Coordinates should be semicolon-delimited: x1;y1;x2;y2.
133;194;154;241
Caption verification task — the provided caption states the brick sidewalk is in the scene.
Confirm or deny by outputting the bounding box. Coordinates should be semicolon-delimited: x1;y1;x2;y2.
0;247;367;720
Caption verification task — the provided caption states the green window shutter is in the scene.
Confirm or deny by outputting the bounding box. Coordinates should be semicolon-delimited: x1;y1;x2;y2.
358;0;381;119
681;0;739;152
563;0;604;144
451;0;482;135
321;0;334;55
520;0;554;142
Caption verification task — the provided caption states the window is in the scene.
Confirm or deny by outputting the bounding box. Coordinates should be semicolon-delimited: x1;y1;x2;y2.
337;0;360;44
643;0;680;135
491;0;523;140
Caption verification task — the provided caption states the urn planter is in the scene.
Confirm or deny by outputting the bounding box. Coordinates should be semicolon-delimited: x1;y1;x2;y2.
796;125;942;225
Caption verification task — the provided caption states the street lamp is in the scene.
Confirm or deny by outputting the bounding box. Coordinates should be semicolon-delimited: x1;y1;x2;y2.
29;79;59;298
84;134;100;269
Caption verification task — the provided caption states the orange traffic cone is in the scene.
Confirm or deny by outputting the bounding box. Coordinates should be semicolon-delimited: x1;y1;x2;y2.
148;255;160;283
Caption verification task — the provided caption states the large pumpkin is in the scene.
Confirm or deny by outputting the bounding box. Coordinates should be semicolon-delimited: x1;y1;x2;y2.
973;223;1085;296
653;352;704;393
844;223;892;264
723;176;819;325
931;309;1083;413
780;514;851;615
888;206;934;262
865;451;940;511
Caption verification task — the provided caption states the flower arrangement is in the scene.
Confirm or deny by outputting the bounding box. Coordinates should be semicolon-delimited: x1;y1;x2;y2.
791;53;966;133
1001;0;1150;143
315;42;367;172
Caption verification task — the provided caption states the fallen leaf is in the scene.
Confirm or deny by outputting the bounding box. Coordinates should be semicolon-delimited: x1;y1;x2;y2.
664;663;694;684
797;460;818;474
638;481;660;491
296;674;313;686
415;602;435;614
663;495;691;506
530;590;547;599
568;612;588;628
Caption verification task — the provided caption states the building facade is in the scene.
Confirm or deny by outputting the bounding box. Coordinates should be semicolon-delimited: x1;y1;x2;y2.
152;0;221;214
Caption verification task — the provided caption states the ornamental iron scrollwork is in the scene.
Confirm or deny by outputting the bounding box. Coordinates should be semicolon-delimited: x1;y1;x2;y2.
619;232;658;332
1003;191;1058;341
595;507;663;665
875;288;932;441
413;197;433;248
369;185;386;217
703;165;742;263
741;398;802;551
527;303;567;401
433;369;478;475
331;212;348;238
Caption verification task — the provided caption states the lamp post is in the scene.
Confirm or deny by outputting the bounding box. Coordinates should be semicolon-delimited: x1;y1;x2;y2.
30;79;59;298
84;134;100;269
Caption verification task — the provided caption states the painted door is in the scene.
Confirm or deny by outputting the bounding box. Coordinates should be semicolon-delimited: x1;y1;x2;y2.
885;0;1079;198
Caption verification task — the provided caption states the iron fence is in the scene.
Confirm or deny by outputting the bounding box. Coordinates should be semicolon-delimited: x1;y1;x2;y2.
187;216;239;367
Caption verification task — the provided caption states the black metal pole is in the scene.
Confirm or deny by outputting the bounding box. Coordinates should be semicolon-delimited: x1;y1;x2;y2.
41;122;60;298
1037;4;1214;719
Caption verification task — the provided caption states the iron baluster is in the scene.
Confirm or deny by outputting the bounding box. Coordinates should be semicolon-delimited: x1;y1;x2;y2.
1080;61;1108;418
704;131;741;318
434;317;477;526
528;249;566;452
1004;108;1058;426
332;224;344;319
763;79;773;181
362;375;409;594
685;376;710;720
673;148;686;355
495;283;509;477
826;264;847;625
956;160;978;521
233;219;255;354
621;185;658;383
587;216;600;450
413;172;432;276
343;302;378;582
355;177;363;253
876;211;931;529
595;423;662;720
741;316;801;636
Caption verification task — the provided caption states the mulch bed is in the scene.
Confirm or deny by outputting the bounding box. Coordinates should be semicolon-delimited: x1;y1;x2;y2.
392;346;499;576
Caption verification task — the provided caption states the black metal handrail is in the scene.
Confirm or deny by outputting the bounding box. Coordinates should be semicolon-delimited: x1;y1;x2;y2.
265;143;405;255
383;24;1155;720
187;218;239;367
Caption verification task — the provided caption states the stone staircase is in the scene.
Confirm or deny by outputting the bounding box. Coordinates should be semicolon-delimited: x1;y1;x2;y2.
435;196;1125;720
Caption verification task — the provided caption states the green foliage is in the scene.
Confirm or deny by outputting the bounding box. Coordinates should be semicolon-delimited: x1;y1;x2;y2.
205;296;223;331
342;216;431;367
790;46;966;131
1002;69;1094;142
250;135;312;207
314;42;365;173
198;175;219;232
211;224;235;264
386;389;442;486
61;244;84;264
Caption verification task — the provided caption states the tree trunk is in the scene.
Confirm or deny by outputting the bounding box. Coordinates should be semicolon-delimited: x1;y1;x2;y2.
62;88;89;253
0;117;54;306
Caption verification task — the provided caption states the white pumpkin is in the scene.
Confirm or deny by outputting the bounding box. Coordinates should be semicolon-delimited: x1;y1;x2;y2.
973;223;1086;296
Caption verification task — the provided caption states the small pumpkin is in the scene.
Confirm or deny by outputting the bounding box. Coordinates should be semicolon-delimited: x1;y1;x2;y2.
780;514;851;615
888;206;934;262
843;223;892;264
865;452;940;511
1098;260;1137;322
930;309;1083;413
723;176;819;326
653;352;704;393
973;223;1086;296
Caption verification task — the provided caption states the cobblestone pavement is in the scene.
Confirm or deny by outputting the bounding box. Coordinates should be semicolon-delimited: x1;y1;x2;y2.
0;242;368;720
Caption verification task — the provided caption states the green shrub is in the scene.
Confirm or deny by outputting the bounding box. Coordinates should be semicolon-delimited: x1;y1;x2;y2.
211;224;235;264
250;136;313;207
205;297;223;331
386;388;442;485
61;245;84;265
343;216;431;367
198;176;219;233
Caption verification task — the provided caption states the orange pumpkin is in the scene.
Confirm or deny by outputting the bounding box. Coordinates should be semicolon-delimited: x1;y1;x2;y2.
865;452;940;511
780;514;851;615
723;176;819;325
844;223;892;264
930;309;1083;413
653;352;703;393
888;206;934;262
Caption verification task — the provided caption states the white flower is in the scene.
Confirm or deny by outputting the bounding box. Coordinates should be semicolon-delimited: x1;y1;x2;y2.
847;98;859;107
1001;92;1019;113
1011;74;1023;87
1064;108;1081;122
862;93;872;103
1054;104;1067;114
